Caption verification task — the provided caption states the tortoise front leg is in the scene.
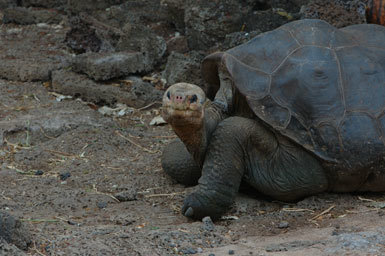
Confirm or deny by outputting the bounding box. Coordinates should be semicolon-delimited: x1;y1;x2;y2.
181;116;329;220
182;117;255;220
162;139;201;186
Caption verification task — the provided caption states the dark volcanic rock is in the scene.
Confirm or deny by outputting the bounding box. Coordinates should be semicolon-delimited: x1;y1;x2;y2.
222;30;261;50
0;0;17;9
242;0;310;33
3;7;63;25
65;15;111;54
0;212;31;250
162;51;203;87
59;172;71;181
73;52;149;81
160;0;186;32
66;0;124;13
301;0;367;28
166;35;189;54
20;0;67;9
184;0;253;51
184;0;306;51
52;70;162;108
117;24;167;70
114;189;138;202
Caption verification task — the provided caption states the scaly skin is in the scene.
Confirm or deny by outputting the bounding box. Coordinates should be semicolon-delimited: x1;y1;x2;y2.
162;83;329;220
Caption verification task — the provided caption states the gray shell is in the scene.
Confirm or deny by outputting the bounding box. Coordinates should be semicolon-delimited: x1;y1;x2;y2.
202;19;385;170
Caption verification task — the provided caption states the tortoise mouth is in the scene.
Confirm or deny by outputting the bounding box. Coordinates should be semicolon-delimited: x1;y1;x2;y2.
161;104;204;125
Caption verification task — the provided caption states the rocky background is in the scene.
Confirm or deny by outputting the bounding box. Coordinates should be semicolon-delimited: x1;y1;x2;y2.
1;0;384;255
0;0;369;109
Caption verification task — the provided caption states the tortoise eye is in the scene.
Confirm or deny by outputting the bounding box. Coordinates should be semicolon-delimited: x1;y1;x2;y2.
190;94;198;103
167;91;171;99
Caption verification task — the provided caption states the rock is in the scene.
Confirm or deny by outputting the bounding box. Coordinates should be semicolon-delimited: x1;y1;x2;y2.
20;0;67;9
325;229;385;255
160;0;186;32
240;1;309;34
0;0;17;9
0;238;27;256
65;15;115;54
184;0;253;50
59;172;71;181
222;30;261;50
0;23;70;82
278;221;289;229
300;0;367;28
243;9;296;34
166;35;189;54
3;7;63;25
117;24;167;70
0;211;31;250
180;247;197;254
114;190;138;202
228;249;235;255
202;216;215;232
91;0;177;36
73;52;149;81
162;51;203;88
97;201;108;209
183;0;305;51
149;116;167;126
34;170;44;176
66;0;125;13
0;80;114;147
112;214;136;226
98;104;134;117
51;70;162;108
184;0;304;51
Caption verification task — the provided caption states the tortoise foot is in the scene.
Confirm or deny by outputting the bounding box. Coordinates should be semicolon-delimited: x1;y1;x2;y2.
182;191;226;220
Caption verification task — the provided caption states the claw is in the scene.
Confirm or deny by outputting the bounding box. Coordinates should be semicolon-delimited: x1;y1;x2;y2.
184;207;194;217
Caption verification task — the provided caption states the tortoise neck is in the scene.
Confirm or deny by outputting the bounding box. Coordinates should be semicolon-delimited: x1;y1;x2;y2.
171;120;208;167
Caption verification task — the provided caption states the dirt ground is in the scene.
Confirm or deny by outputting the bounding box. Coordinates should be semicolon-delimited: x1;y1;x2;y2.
1;79;385;256
0;1;385;255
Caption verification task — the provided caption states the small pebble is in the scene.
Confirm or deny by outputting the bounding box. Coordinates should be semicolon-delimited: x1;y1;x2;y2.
35;170;44;175
59;172;71;181
197;247;203;253
278;221;289;229
229;249;235;255
97;201;107;209
114;190;137;202
202;216;215;231
180;247;196;254
209;254;216;256
67;220;78;225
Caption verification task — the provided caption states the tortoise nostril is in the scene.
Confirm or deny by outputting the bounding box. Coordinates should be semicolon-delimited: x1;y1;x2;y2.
190;94;198;103
167;91;171;99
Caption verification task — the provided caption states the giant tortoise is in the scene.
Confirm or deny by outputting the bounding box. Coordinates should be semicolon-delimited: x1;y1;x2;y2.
161;19;385;220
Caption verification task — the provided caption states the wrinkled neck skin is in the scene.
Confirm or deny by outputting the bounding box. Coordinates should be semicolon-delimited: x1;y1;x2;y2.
171;101;226;168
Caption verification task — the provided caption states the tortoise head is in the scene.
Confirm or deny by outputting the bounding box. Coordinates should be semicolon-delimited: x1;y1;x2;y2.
162;83;206;126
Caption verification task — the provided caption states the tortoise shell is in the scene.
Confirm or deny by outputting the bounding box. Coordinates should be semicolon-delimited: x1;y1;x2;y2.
202;19;385;169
